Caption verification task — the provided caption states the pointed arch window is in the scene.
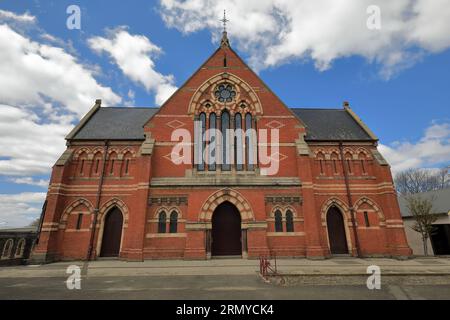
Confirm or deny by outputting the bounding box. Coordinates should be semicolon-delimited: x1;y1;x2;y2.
274;210;283;232
197;113;206;171
208;112;216;171
78;152;88;176
109;152;117;176
317;152;325;175
359;152;367;174
234;113;244;171
286;210;294;232
169;211;178;233
158;211;166;233
122;152;132;176
245;113;256;170
331;153;339;174
221;110;231;171
345;152;353;174
93;152;102;175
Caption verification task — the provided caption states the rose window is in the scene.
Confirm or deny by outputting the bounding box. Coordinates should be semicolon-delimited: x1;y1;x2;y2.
214;83;236;103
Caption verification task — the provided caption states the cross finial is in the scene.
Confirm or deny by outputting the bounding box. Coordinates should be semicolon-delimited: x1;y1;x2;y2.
220;10;229;32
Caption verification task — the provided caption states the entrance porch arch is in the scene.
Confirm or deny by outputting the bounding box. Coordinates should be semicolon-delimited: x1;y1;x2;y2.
320;197;353;255
199;188;254;222
95;198;129;257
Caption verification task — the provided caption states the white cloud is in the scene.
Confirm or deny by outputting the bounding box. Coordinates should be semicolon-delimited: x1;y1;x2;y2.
0;9;36;23
9;177;49;188
88;27;177;105
0;105;71;176
0;192;46;228
159;0;450;77
0;12;124;179
0;23;121;118
379;122;450;173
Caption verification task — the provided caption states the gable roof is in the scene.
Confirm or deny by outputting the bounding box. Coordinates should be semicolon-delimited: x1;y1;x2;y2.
68;106;375;142
398;188;450;217
71;107;158;141
291;108;374;141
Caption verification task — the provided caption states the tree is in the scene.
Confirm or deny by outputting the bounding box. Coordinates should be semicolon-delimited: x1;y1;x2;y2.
394;167;450;195
405;195;437;256
28;218;41;228
437;166;450;190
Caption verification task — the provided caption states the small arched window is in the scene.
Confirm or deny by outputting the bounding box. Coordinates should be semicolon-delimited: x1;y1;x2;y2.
15;238;25;257
331;153;339;174
359;152;367;174
286;210;294;232
158;211;166;233
317;152;325;175
274;210;283;232
208;112;216;171
169;211;178;233
93;152;102;175
109;152;117;176
2;239;13;259
122;152;132;176
78;152;88;176
221;110;231;171
345;152;353;174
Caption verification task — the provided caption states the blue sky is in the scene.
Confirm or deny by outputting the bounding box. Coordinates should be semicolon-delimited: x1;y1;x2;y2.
0;1;449;227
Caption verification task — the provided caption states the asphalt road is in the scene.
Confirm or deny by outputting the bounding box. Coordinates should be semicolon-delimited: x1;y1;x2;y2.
1;275;450;300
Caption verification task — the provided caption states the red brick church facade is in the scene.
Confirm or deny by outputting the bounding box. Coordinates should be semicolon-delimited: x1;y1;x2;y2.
33;33;412;262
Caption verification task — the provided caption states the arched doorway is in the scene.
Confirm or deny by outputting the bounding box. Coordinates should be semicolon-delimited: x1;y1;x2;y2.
326;206;348;254
211;201;242;256
100;207;123;257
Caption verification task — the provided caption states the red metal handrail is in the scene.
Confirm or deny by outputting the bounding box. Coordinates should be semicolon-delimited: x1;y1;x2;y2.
259;253;277;279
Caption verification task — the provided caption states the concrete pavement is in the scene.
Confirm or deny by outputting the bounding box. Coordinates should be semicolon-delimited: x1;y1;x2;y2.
0;257;449;299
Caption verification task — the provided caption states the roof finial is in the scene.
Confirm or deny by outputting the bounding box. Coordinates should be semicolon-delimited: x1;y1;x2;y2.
220;10;229;32
220;10;230;48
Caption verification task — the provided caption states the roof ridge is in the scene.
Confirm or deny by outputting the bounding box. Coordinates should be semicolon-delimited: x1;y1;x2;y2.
101;106;159;110
290;107;344;111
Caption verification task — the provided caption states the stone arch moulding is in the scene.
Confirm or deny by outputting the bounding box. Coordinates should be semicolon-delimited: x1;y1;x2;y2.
59;198;94;229
354;197;386;223
73;147;91;159
154;206;182;219
199;188;255;222
269;205;298;218
98;198;129;229
320;197;351;224
188;72;263;116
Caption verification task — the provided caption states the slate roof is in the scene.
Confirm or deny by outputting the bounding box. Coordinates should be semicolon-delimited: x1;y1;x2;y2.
290;108;373;141
398;188;450;217
70;107;374;142
72;107;158;140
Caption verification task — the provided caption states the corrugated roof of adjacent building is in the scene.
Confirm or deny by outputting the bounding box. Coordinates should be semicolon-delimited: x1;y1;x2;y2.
69;107;374;142
72;107;158;140
290;108;373;141
398;188;450;217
